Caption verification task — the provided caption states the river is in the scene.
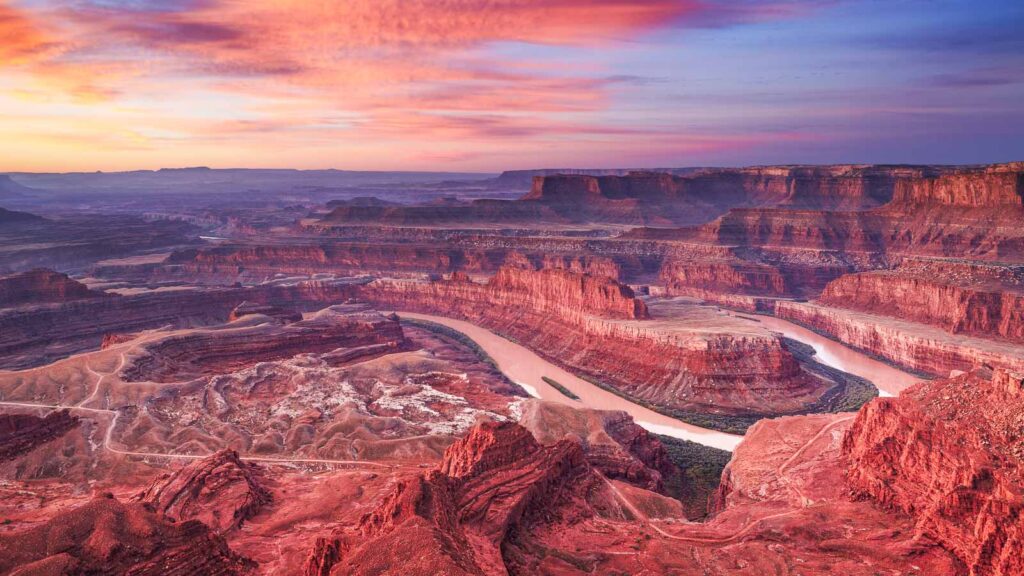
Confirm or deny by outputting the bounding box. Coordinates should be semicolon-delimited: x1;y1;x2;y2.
399;312;744;451
398;310;922;452
735;313;922;397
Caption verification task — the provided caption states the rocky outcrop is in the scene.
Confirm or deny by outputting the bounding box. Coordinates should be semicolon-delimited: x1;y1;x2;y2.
133;449;271;534
0;410;80;462
504;251;622;280
328;421;611;575
0;269;106;308
0;494;255;575
888;164;1023;208
163;243;627;285
819;268;1024;342
517;400;687;495
371;264;647;322
695;412;961;574
519;165;919;225
327;413;963;575
844;369;1024;576
0;280;364;369
302;538;341;576
167;243;510;281
228;301;303;323
521;172;721;226
490;264;648;319
121;304;406;382
683;163;1024;262
776;300;1024;376
660;258;790;296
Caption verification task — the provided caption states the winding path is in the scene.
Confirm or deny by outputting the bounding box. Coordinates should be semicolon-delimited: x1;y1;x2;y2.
602;414;854;544
1;307;911;460
0;400;395;469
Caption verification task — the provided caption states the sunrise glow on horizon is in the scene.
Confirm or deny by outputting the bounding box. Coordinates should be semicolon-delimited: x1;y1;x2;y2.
2;0;1022;173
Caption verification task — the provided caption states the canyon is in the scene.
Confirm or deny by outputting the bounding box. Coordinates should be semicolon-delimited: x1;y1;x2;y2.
359;266;839;423
1;162;1021;574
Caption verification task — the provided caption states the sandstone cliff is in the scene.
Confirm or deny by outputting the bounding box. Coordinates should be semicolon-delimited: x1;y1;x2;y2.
167;243;509;282
659;258;790;296
0;269;106;308
521;165;920;224
819;268;1024;343
687;163;1024;262
776;300;1024;376
844;369;1024;576
887;164;1023;208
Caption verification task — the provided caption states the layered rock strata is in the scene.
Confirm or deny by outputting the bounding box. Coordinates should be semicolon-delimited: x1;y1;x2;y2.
0;410;80;462
321;421;618;575
844;369;1024;576
0;269;106;307
121;304;406;383
133;449;272;533
687;163;1024;262
167;243;509;281
0;494;254;575
362;266;826;415
776;300;1024;375
819;267;1024;342
0;279;364;369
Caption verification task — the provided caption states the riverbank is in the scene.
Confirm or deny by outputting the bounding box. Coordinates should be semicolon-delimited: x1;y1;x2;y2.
396;311;744;451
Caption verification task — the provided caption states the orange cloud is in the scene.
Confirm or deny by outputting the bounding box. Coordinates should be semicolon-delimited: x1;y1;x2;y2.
0;3;61;65
0;1;825;171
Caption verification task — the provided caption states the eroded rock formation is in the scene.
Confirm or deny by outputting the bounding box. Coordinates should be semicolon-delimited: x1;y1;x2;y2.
844;369;1024;576
819;266;1024;342
363;266;826;416
776;300;1024;375
133;449;271;534
0;494;255;575
121;304;406;383
0;410;80;462
0;280;363;369
0;269;106;307
324;421;617;575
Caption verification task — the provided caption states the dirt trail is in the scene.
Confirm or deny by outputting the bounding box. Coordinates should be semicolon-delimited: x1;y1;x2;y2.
601;416;854;544
0;400;395;469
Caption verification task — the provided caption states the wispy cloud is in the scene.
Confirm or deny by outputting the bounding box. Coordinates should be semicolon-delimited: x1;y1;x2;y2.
1;0;1020;170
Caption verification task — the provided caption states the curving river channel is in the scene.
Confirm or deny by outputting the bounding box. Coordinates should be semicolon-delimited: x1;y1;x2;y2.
738;313;922;397
397;310;921;452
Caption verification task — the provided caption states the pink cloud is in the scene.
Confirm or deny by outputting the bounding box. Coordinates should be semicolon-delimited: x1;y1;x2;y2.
0;0;831;170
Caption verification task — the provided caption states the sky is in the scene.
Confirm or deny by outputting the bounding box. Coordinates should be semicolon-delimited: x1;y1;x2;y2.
1;0;1022;172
